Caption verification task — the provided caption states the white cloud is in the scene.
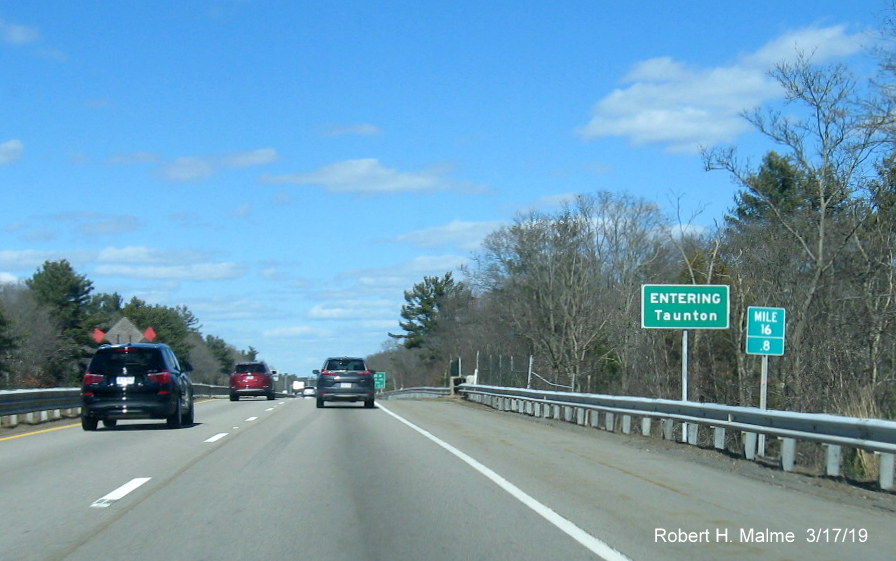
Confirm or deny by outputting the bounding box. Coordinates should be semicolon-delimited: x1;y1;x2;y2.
743;25;866;68
97;246;207;264
161;157;215;182
191;298;278;321
395;220;507;251
0;139;23;165
308;299;395;320
222;148;278;168
351;254;469;291
159;148;278;182
93;262;245;281
0;19;39;45
324;123;381;137
108;151;161;164
263;325;332;338
578;25;868;154
264;158;483;194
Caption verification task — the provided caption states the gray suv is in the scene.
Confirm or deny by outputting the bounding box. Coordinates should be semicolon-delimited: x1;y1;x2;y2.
314;357;375;408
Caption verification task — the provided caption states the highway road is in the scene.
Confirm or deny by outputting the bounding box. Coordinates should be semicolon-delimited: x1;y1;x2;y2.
2;396;894;561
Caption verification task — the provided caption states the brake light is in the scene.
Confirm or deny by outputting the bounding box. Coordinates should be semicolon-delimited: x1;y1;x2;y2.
83;373;104;385
321;370;336;376
148;371;172;384
360;370;373;376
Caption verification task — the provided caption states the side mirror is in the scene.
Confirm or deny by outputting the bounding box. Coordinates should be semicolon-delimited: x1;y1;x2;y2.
312;369;320;375
183;361;194;372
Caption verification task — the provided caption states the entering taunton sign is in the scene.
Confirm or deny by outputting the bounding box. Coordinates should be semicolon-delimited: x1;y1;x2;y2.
641;284;730;329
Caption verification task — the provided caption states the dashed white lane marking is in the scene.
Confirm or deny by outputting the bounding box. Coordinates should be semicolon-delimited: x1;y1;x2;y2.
245;416;259;422
91;477;151;508
377;404;633;561
264;407;275;412
205;433;229;443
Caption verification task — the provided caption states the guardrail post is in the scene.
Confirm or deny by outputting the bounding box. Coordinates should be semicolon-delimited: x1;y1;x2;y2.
590;411;600;428
1;414;17;428
779;438;796;472
879;453;894;490
661;418;674;440
622;415;631;434
641;417;651;437
605;412;615;432
824;444;842;477
713;427;725;450
743;432;757;460
687;423;698;445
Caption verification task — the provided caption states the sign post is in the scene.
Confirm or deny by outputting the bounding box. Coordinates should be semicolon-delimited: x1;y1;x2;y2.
642;285;730;442
746;306;786;456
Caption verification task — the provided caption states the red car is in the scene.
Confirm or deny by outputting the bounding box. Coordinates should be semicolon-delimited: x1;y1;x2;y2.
229;361;276;401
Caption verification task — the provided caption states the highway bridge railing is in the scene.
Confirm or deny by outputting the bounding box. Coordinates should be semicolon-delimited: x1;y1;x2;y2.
458;384;896;491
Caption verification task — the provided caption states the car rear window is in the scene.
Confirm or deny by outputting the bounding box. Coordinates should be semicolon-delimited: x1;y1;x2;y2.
325;359;366;371
235;363;267;373
89;348;165;375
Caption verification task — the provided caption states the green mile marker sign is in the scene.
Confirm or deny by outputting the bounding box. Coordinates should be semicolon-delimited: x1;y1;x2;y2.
641;284;730;329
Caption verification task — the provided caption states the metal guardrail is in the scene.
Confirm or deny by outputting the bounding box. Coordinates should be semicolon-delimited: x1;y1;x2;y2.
0;384;234;424
458;384;896;491
379;387;452;399
0;388;81;418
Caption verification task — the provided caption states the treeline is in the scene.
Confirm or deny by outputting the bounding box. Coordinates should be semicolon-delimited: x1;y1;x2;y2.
0;259;254;388
374;30;896;420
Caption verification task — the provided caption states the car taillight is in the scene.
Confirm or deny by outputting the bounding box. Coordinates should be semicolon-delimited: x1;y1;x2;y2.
321;370;335;376
83;373;104;385
360;370;373;376
148;371;172;384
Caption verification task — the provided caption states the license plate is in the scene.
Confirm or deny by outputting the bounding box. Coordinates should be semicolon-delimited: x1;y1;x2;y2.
339;382;353;389
245;375;255;380
117;376;135;387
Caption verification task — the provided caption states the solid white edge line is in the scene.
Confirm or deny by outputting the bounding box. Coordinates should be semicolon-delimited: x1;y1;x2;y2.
91;477;151;508
205;432;229;443
377;404;633;561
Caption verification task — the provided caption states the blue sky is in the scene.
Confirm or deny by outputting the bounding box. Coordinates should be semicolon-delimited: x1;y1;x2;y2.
0;1;887;375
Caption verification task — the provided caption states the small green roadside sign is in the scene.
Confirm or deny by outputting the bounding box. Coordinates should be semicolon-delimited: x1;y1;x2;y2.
641;284;730;329
374;371;387;390
746;306;786;356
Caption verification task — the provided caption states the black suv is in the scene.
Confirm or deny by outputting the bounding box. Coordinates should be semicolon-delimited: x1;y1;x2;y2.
80;343;194;430
314;357;375;408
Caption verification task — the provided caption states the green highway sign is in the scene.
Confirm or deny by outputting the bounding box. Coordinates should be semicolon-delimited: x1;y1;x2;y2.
746;306;786;356
374;371;387;390
641;284;730;329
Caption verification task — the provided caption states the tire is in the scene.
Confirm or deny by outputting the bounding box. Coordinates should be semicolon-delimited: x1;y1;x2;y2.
364;399;375;409
267;392;275;400
316;397;324;408
183;397;194;425
167;397;183;429
102;419;118;428
82;416;98;431
230;394;238;401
